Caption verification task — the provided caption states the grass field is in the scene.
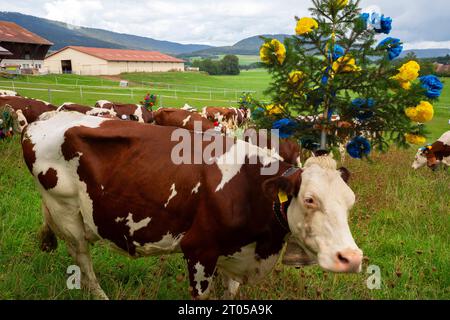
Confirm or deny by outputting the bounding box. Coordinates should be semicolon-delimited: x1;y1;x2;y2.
0;71;449;300
189;55;261;66
0;70;271;108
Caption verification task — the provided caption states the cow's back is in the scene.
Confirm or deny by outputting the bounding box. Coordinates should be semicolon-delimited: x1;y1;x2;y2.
1;96;56;123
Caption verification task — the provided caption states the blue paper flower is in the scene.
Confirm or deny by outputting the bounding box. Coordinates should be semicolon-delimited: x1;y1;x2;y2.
361;13;392;34
374;15;392;34
347;136;371;159
329;44;344;61
360;13;370;28
420;75;443;99
351;98;375;120
251;107;265;120
272;118;298;139
378;37;403;60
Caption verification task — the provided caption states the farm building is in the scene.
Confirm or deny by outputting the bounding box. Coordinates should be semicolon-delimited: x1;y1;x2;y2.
44;46;185;75
0;21;53;73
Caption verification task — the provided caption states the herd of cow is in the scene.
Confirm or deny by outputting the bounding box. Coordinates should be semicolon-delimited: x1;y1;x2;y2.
1;89;449;300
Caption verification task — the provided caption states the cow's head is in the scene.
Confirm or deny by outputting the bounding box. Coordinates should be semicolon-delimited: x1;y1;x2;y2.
264;158;362;273
413;146;439;170
412;148;429;170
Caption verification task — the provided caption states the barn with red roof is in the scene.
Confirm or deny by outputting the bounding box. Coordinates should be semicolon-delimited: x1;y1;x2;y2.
43;46;185;75
0;20;53;73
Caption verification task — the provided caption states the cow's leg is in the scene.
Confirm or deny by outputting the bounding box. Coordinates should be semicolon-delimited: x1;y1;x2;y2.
221;274;241;300
44;201;108;300
181;237;218;300
39;203;58;252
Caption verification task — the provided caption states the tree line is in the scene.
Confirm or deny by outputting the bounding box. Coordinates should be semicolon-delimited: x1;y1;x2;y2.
191;55;240;75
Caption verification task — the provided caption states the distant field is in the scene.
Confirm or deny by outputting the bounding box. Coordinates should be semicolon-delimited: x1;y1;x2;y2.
189;55;261;66
0;70;270;108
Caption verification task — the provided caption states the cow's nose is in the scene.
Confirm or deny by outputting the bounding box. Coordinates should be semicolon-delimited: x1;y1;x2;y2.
336;249;363;273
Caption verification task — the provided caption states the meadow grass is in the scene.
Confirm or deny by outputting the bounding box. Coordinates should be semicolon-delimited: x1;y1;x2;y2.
0;71;449;300
189;55;261;66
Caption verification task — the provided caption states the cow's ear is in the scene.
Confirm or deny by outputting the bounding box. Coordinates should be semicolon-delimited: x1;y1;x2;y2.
263;173;302;201
338;167;351;184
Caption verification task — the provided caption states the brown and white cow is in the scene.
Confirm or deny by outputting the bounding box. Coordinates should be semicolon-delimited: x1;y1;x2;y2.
154;108;216;132
95;100;153;123
412;131;450;170
22;112;362;300
57;103;117;118
202;107;248;128
0;96;56;132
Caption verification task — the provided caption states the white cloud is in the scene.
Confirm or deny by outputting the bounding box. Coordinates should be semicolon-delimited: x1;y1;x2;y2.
44;0;103;28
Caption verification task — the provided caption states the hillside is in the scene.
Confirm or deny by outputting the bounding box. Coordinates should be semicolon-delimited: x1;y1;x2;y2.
401;48;450;59
0;12;212;54
188;34;291;56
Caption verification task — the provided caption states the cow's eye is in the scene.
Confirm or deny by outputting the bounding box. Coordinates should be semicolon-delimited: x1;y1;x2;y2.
304;197;316;208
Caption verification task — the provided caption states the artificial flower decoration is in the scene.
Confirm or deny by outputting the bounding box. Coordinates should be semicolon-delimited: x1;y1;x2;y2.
266;104;284;115
288;70;305;85
251;107;265;120
336;0;349;8
260;39;286;65
405;101;434;123
272;118;299;139
332;56;361;73
361;12;392;34
420;75;444;99
346;136;371;159
392;60;420;90
352;98;375;120
329;44;345;61
377;37;403;60
296;17;319;35
405;133;427;145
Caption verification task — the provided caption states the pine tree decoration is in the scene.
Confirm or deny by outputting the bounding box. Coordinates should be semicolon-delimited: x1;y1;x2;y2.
254;0;443;159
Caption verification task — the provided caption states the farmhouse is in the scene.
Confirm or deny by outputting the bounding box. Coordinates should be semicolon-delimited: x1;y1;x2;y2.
0;21;53;73
44;46;185;75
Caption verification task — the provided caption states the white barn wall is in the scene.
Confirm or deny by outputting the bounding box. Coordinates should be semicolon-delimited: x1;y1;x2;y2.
44;48;107;75
44;48;184;75
107;61;184;74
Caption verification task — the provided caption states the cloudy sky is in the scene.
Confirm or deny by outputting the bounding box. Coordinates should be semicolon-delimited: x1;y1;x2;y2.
1;0;449;49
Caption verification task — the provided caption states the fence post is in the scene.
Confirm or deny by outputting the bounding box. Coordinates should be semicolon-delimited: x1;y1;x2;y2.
159;95;163;108
131;88;134;99
79;86;83;100
11;81;15;91
55;76;58;85
210;90;212;100
175;89;177;99
48;88;52;104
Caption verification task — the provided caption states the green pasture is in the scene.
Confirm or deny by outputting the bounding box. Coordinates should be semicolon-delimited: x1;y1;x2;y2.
0;70;449;300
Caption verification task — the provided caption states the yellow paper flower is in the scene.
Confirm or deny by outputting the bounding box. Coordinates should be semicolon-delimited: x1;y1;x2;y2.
266;104;284;115
405;101;434;123
332;56;361;73
259;39;286;65
399;81;412;90
405;133;427;145
336;0;349;8
392;61;420;89
288;70;305;84
296;17;319;35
